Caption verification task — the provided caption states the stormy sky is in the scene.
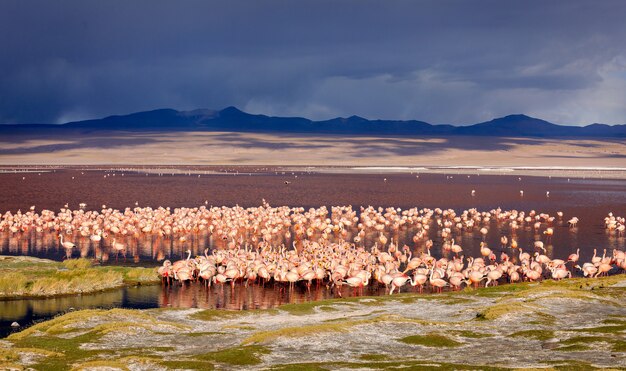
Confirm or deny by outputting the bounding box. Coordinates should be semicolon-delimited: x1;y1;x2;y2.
1;1;625;126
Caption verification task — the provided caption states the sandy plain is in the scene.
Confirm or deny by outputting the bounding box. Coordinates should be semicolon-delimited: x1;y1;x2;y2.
0;132;625;177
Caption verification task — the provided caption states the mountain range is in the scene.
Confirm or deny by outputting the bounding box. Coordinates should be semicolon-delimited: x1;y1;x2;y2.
2;107;625;137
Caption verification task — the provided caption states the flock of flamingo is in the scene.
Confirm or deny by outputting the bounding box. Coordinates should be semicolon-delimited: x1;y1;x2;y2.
0;201;625;295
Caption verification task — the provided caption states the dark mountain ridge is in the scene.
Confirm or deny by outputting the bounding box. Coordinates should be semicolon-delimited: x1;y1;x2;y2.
1;107;625;138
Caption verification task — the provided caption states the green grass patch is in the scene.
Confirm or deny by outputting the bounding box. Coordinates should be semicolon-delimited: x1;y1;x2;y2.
459;275;626;306
353;297;388;306
0;347;62;361
29;269;123;296
117;346;175;355
105;266;160;283
510;329;555;341
0;272;29;295
9;308;185;340
462;281;534;297
189;308;277;321
0;348;20;363
559;334;626;351
278;299;357;315
530;311;557;325
359;354;390;361
612;339;626;352
159;360;215;370
11;332;102;370
8;309;107;339
545;360;603;370
221;325;256;330
475;301;532;320
186;331;225;337
322;311;387;323
72;359;130;370
243;321;350;344
278;301;332;315
242;314;442;345
399;294;474;305
0;362;24;371
7;308;189;370
554;344;591;352
0;256;159;298
571;324;626;333
62;258;92;270
399;333;462;347
195;345;270;366
453;330;492;338
269;364;330;371
268;360;507;370
0;255;57;267
602;318;626;325
560;335;614;345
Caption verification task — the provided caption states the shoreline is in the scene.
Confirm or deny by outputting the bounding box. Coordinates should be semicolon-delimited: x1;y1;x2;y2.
1;274;624;369
0;280;159;302
1;164;626;179
0;256;159;300
0;132;624;174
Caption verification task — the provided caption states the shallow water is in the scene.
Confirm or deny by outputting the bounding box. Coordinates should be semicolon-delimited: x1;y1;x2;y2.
0;168;625;338
1;168;624;263
0;281;384;338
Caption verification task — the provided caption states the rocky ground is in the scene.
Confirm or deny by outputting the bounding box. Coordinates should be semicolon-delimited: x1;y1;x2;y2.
0;275;625;370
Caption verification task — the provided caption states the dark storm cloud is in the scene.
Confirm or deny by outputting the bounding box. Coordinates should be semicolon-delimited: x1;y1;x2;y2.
1;0;625;125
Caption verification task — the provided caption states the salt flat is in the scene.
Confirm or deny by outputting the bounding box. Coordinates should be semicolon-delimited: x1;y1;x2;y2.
0;132;624;171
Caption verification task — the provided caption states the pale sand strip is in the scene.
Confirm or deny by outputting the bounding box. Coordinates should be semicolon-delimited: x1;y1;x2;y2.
0;131;624;178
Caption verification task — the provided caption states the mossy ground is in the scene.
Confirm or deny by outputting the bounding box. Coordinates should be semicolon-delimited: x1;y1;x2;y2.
399;333;462;347
2;270;625;370
267;360;509;370
510;329;555;341
452;330;493;338
195;345;270;365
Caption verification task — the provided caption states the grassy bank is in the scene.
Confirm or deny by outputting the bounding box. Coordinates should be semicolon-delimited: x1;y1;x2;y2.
0;256;159;298
1;274;624;370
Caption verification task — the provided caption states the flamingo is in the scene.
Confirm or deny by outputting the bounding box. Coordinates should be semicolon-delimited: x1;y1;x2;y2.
1;201;621;296
485;268;503;287
429;268;448;293
345;275;369;295
567;248;580;264
480;242;491;258
90;231;102;243
285;270;299;290
411;271;428;293
111;238;126;261
595;263;612;277
543;228;553;241
467;270;485;288
158;260;173;285
591;249;602;266
551;267;571;280
451;240;463;256
59;234;76;250
389;274;411;295
575;264;597;277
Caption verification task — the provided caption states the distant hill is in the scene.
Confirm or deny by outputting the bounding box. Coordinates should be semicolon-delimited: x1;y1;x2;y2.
1;107;625;137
